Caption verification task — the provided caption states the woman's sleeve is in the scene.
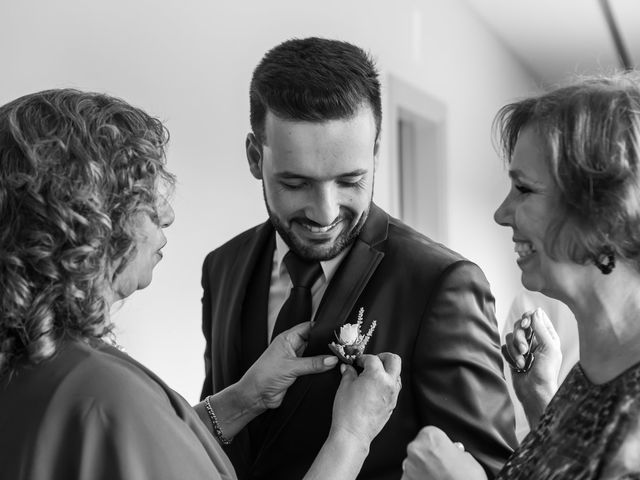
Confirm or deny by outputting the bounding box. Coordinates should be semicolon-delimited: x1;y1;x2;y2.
57;396;227;480
599;403;640;480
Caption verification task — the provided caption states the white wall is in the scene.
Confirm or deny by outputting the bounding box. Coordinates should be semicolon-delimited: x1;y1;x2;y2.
1;0;534;402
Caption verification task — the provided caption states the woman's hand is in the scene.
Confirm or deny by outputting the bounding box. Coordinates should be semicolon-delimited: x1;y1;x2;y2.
401;426;488;480
198;322;338;442
303;353;401;480
502;307;562;428
329;352;402;447
238;321;339;411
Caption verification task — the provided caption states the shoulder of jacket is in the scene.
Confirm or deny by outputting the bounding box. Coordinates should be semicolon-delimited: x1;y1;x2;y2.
203;222;268;264
385;219;468;264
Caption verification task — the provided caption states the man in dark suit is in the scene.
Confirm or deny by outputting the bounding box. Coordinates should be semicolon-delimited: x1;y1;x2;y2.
200;37;516;480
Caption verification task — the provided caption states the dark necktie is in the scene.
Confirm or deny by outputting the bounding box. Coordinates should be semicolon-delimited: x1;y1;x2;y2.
271;251;322;341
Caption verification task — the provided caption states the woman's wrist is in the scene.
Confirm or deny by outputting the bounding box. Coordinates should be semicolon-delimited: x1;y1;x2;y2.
232;375;269;416
195;382;268;442
519;381;557;428
215;381;267;426
302;426;370;480
327;425;371;457
204;395;232;445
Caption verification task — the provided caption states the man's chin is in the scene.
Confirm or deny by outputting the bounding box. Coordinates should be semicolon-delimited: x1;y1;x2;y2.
271;211;368;261
289;240;346;261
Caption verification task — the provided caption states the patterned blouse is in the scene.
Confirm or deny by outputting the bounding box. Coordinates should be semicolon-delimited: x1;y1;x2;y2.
496;362;640;479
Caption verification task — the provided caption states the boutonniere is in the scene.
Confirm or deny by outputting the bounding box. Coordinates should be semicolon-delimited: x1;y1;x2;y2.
328;307;377;364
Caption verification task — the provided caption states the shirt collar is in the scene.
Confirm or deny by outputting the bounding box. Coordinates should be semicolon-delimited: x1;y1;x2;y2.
275;232;351;284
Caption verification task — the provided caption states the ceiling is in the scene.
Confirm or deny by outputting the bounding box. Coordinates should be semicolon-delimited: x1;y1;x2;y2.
462;0;640;85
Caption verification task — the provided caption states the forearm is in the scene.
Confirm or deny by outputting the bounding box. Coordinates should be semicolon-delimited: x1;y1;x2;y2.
518;384;555;430
303;428;370;480
194;381;266;440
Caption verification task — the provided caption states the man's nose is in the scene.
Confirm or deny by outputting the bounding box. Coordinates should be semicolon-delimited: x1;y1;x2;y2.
306;183;340;226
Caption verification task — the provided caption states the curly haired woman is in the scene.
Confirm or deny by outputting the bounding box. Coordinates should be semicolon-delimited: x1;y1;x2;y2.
0;89;401;480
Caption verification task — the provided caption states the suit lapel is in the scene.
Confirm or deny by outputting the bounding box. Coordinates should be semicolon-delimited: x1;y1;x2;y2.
310;203;388;354
254;204;389;461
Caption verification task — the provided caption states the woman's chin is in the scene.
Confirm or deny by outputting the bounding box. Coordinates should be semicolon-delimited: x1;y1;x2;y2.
520;273;544;293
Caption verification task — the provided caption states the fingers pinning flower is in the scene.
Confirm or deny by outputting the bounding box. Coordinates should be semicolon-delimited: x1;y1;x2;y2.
328;307;377;365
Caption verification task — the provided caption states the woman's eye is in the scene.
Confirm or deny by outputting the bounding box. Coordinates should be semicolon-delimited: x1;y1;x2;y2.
515;184;532;194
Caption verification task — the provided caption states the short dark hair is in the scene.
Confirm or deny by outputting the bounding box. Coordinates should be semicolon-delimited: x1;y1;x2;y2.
249;37;382;144
0;89;174;375
493;72;640;268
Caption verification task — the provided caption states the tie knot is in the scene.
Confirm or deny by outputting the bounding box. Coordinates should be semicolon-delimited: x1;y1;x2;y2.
284;251;322;289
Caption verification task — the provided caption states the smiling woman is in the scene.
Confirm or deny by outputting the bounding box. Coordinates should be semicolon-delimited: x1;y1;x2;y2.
490;71;640;480
493;126;566;296
400;72;640;480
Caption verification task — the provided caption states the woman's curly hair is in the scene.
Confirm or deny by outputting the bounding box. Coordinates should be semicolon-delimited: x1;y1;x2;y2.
493;72;640;270
0;89;175;375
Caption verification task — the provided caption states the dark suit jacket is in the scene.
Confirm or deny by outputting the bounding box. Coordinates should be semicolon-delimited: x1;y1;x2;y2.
201;204;517;479
0;340;236;480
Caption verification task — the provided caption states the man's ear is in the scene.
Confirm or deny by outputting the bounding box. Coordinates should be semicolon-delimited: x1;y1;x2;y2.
246;133;263;179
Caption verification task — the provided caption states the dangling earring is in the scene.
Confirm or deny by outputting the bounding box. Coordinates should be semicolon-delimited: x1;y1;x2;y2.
595;246;615;274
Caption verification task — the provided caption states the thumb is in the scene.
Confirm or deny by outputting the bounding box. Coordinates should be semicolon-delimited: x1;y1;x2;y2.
339;363;358;385
289;355;339;377
279;321;313;353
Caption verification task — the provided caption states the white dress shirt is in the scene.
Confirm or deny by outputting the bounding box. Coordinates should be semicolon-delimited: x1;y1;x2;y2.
267;233;350;343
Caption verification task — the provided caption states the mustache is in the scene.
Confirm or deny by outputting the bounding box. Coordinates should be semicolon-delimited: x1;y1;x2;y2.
291;215;351;229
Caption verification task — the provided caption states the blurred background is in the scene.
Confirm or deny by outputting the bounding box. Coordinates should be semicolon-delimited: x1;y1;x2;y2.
2;0;637;403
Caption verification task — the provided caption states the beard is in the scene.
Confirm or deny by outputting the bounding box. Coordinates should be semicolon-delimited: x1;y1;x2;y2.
263;186;371;261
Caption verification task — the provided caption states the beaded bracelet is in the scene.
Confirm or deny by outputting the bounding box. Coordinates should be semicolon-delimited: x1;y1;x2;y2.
204;395;232;445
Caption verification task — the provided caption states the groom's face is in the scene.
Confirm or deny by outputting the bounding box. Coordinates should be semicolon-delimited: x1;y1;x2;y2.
247;106;378;261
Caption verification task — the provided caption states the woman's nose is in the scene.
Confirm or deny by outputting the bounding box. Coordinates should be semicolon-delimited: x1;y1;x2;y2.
158;198;175;228
494;192;513;227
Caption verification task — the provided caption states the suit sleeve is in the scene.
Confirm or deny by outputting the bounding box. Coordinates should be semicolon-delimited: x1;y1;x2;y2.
200;254;214;401
413;260;517;477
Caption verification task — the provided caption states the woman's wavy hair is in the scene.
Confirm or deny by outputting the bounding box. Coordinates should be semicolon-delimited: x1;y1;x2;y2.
493;72;640;269
0;89;175;375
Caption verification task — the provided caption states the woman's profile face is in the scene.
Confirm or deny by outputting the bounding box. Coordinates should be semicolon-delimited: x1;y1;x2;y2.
494;127;576;297
112;196;175;301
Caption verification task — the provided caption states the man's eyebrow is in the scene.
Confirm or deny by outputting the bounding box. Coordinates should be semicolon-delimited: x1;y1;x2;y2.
274;169;368;179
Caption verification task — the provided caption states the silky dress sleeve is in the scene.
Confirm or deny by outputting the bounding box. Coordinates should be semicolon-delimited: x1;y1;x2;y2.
0;340;237;480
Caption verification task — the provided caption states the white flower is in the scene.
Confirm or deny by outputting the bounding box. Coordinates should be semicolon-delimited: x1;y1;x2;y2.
338;323;360;345
328;308;378;365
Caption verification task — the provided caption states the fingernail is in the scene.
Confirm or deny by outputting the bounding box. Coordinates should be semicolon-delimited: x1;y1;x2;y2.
517;357;525;369
324;356;339;367
340;364;347;374
521;316;530;328
518;342;528;354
